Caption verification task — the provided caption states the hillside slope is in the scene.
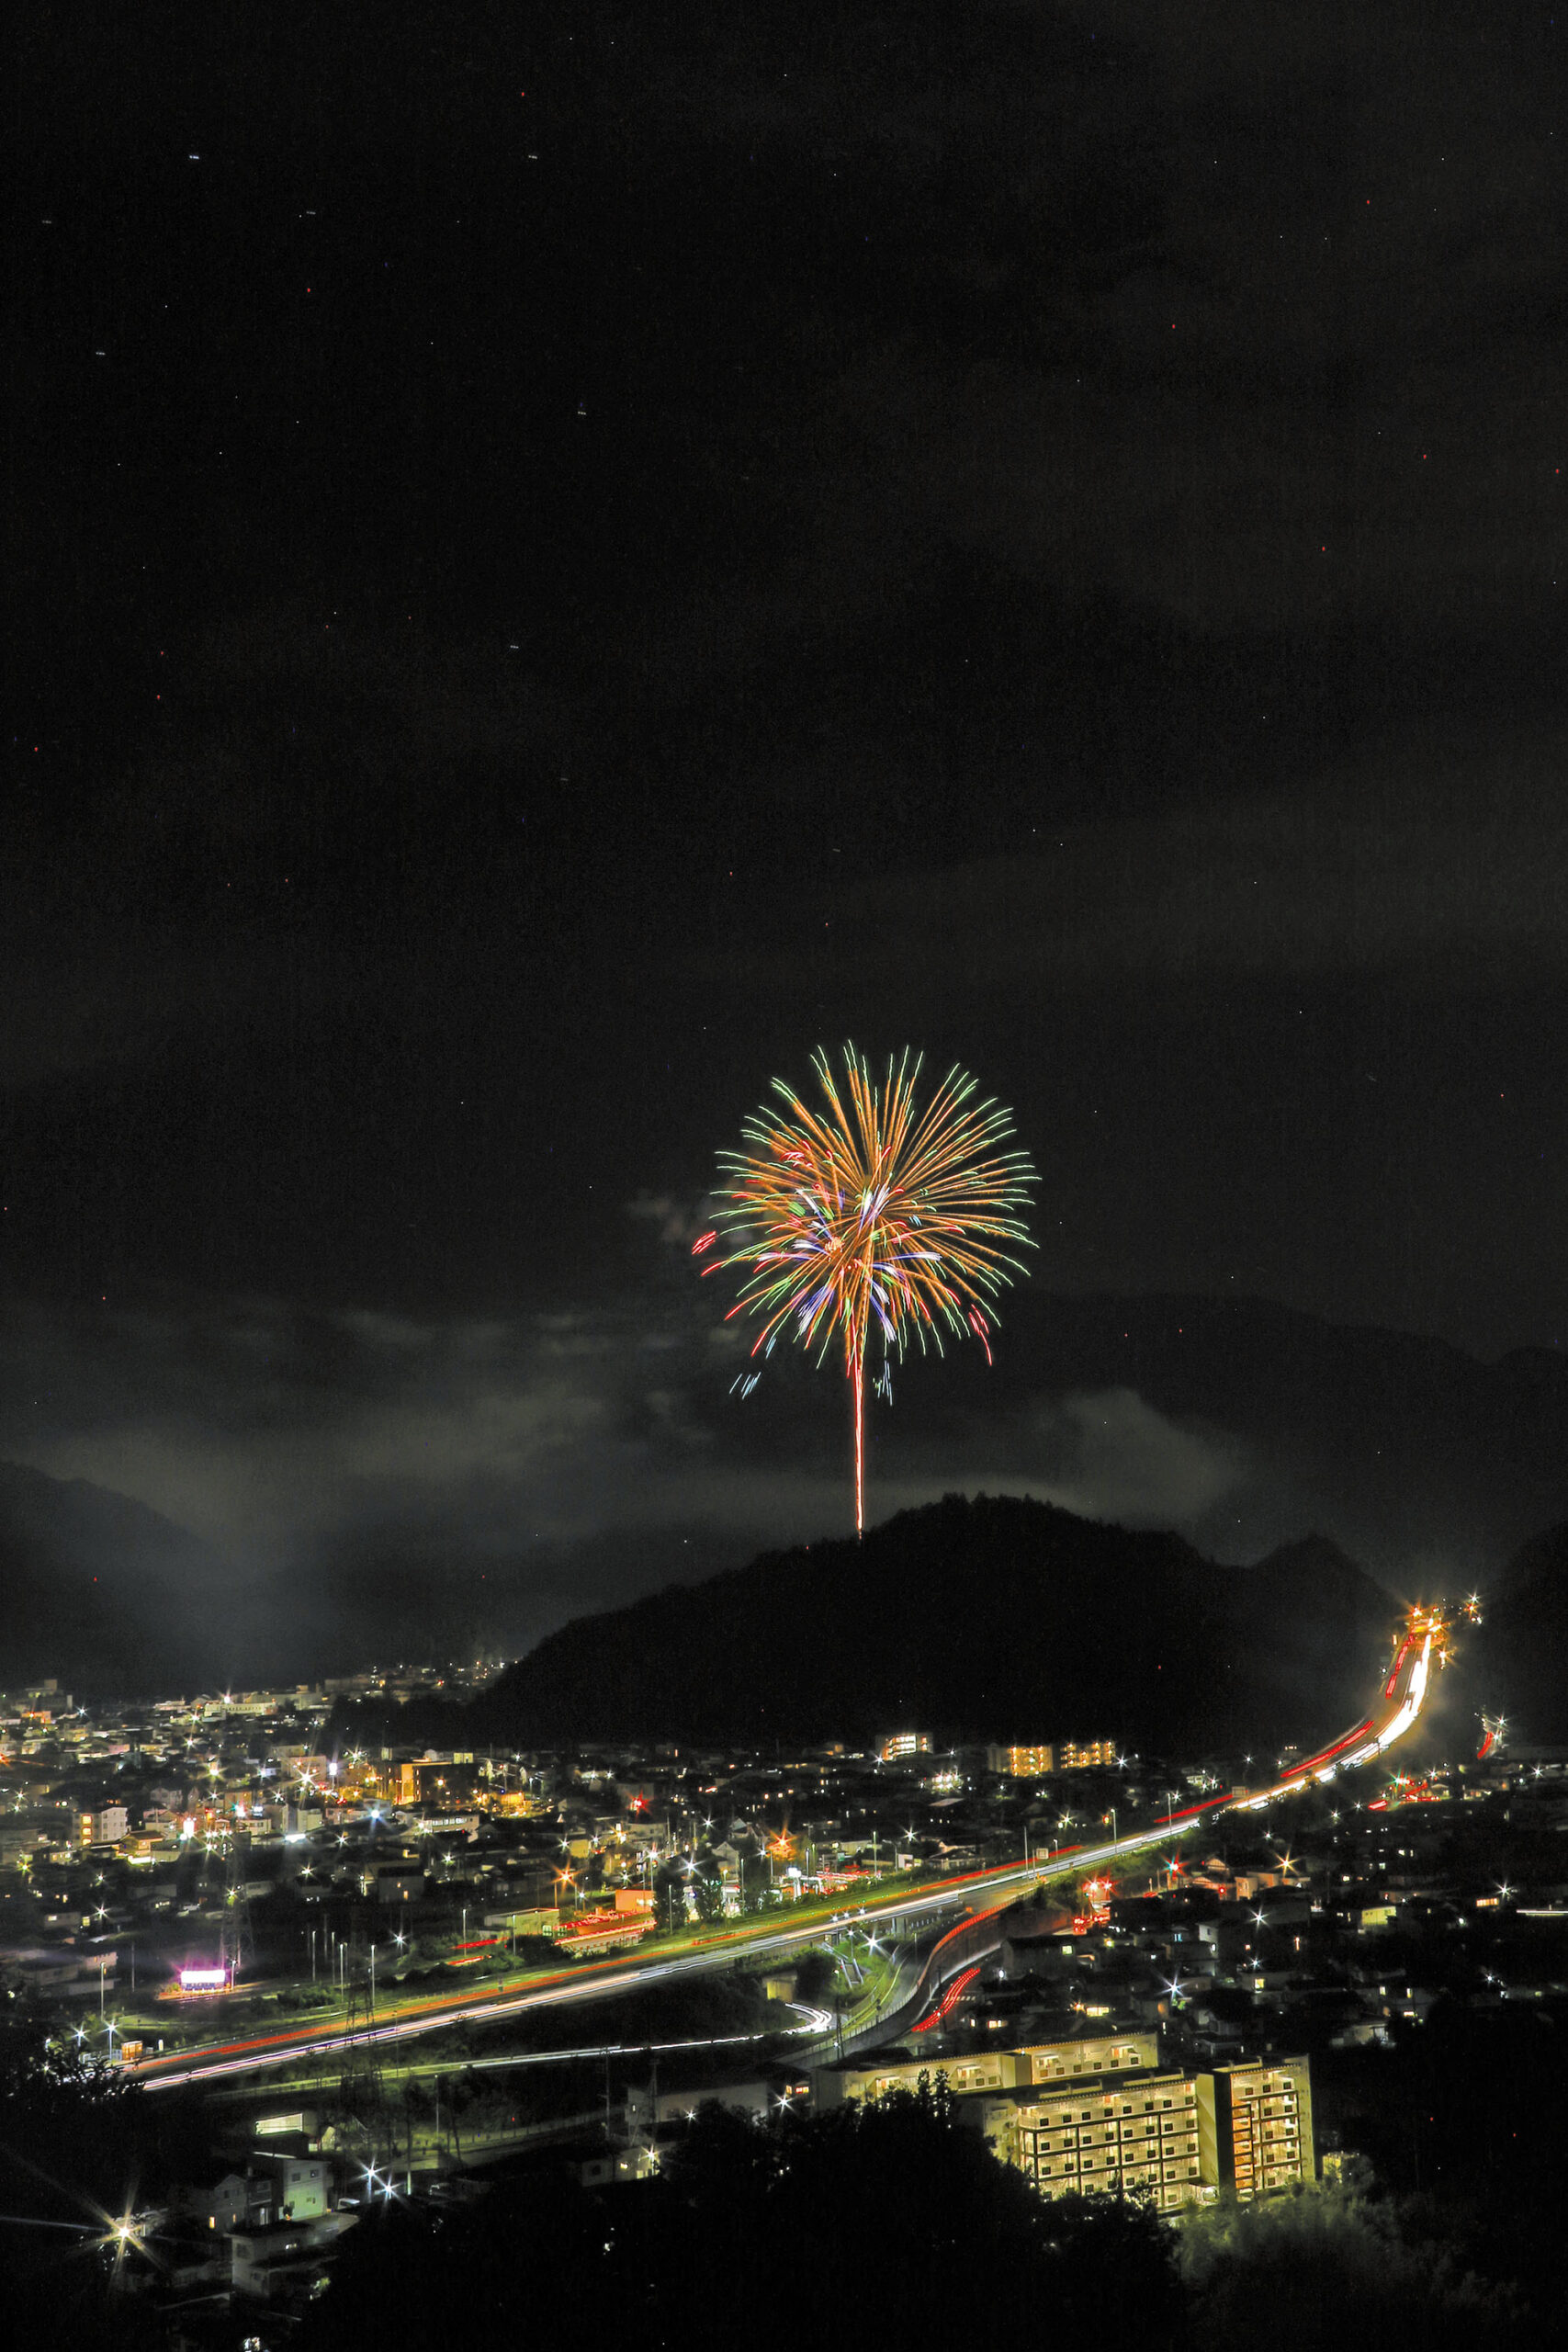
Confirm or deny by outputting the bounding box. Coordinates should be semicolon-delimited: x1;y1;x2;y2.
1456;1523;1568;1745
461;1494;1400;1755
0;1462;230;1698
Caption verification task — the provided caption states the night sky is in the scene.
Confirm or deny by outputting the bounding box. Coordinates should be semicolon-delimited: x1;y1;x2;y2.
8;5;1568;1668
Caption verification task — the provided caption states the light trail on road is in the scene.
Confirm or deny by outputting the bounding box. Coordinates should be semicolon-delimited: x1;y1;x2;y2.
219;2010;838;2098
134;1601;1451;2092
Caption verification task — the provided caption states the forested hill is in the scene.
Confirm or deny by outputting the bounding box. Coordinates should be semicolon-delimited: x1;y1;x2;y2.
1461;1522;1568;1745
456;1493;1399;1756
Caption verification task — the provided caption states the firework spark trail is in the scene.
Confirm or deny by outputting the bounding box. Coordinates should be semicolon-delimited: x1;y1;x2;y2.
697;1045;1036;1532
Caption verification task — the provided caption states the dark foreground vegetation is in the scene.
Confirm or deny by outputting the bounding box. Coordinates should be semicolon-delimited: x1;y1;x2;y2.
299;2088;1531;2352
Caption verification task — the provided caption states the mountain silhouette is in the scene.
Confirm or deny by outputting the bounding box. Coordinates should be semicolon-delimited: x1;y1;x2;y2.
0;1462;230;1698
857;1291;1568;1585
458;1493;1402;1757
1456;1522;1568;1746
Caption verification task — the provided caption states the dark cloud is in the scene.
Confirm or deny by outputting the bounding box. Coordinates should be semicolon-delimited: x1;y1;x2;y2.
0;1280;1255;1647
4;1267;1540;1680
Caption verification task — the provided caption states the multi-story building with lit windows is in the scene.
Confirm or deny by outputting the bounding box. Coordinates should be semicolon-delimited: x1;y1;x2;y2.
986;1744;1054;1777
979;2069;1204;2211
815;2034;1315;2212
77;1803;128;1848
878;1732;931;1762
817;2031;1160;2109
982;1738;1118;1775
1196;2057;1314;2199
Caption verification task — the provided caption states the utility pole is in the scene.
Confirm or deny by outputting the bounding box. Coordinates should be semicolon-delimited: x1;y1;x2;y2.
220;1836;254;1987
342;1945;384;2165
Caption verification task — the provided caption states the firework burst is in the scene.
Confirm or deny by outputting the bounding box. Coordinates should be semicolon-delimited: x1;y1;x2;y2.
694;1045;1036;1532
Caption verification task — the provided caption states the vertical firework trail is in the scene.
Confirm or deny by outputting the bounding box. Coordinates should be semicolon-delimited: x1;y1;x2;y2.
694;1046;1036;1533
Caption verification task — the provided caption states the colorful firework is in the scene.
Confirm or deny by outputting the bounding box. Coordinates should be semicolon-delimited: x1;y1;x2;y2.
694;1045;1036;1532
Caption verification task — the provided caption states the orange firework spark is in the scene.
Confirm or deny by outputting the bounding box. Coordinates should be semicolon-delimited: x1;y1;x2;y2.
697;1045;1036;1533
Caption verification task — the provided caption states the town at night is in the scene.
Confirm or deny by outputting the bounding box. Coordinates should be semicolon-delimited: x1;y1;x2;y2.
9;5;1568;2346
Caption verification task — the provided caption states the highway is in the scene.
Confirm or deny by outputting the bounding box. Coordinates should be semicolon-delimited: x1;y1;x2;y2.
134;1599;1454;2092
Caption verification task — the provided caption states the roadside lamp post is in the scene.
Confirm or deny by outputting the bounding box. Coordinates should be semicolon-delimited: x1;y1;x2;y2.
1105;1808;1118;1846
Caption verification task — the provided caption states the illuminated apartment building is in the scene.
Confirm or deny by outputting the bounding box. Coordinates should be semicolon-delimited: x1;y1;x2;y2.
981;2070;1203;2211
818;2031;1160;2109
987;1743;1054;1777
816;2032;1314;2212
1196;2057;1314;2199
1058;1738;1118;1770
77;1803;129;1848
878;1732;932;1762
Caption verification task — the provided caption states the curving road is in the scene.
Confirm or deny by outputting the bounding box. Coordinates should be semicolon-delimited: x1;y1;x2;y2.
135;1601;1451;2092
